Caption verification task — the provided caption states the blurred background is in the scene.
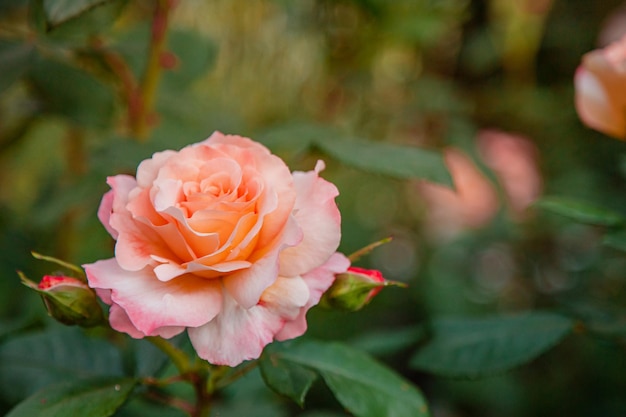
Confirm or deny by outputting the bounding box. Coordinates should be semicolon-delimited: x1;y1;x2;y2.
2;0;626;416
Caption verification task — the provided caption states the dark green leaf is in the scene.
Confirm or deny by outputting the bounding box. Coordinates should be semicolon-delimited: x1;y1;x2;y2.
315;136;452;186
6;376;137;417
0;326;125;403
259;351;318;407
348;325;426;357
603;229;626;252
410;312;574;378
535;196;625;226
44;0;111;27
44;0;125;43
29;58;115;128
263;340;429;417
0;40;36;94
163;29;218;89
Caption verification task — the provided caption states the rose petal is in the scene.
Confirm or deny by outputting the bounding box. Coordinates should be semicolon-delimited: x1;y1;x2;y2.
276;251;350;340
188;292;285;366
85;259;223;335
279;161;342;277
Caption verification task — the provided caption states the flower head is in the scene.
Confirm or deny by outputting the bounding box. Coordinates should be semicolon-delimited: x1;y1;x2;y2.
84;132;348;366
575;33;626;139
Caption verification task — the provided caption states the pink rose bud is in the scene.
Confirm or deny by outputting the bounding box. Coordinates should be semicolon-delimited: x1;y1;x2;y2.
321;266;402;312
19;273;104;327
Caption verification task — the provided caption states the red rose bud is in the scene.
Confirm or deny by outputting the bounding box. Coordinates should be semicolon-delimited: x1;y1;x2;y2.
321;267;406;311
19;273;105;327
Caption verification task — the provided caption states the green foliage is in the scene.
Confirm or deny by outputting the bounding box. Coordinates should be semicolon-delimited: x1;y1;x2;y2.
6;376;137;417
535;196;625;226
410;313;574;378
43;0;112;27
261;340;429;417
0;326;125;403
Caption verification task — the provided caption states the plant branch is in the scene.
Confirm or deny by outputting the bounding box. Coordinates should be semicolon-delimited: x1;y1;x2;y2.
130;0;174;139
146;336;191;374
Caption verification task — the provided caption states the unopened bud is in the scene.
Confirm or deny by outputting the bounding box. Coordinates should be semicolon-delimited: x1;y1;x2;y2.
321;267;405;312
19;273;105;327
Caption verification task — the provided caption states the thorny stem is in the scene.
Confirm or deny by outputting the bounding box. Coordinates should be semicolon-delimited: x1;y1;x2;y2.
130;0;174;140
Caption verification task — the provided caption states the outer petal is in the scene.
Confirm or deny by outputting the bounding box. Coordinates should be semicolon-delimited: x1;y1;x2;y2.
99;175;137;239
85;259;223;335
279;161;342;277
276;252;350;340
575;66;626;138
188;292;286;366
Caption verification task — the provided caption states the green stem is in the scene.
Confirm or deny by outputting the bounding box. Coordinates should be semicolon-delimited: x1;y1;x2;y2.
131;0;173;140
146;336;191;374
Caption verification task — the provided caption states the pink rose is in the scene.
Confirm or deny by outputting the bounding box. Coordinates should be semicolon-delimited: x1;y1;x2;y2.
416;147;499;241
416;130;542;241
84;132;349;366
575;33;626;139
477;129;542;216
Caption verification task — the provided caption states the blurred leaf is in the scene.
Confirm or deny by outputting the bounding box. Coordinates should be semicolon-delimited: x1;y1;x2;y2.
6;376;137;417
163;29;218;89
114;397;187;417
262;340;429;417
29;58;115;128
410;312;574;378
43;0;111;27
259;351;318;407
535;196;625;226
44;0;125;43
0;326;125;403
315;137;452;186
603;229;626;252
0;40;36;94
348;325;425;357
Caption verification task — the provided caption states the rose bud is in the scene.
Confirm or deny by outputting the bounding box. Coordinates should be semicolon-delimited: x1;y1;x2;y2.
19;273;105;327
321;267;405;312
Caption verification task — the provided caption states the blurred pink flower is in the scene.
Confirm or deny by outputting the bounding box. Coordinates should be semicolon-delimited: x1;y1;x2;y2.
417;131;541;241
478;129;542;216
417;147;499;241
575;33;626;139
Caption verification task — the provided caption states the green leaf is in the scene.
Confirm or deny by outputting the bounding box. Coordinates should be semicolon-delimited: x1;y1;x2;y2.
6;376;137;417
0;40;36;94
263;340;429;417
410;312;574;378
603;229;626;252
315;136;452;186
29;58;115;128
163;29;218;89
0;326;125;403
259;351;318;407
534;196;625;227
43;0;111;27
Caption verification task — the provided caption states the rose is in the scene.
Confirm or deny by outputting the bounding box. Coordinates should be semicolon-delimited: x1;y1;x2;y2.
84;132;349;366
575;33;626;139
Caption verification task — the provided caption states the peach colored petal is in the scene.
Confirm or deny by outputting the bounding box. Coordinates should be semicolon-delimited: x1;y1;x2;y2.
276;252;350;340
223;215;301;308
188;292;285;366
575;35;626;139
279;160;342;277
85;259;223;334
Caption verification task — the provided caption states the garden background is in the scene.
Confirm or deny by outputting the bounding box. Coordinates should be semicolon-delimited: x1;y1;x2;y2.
2;0;626;416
